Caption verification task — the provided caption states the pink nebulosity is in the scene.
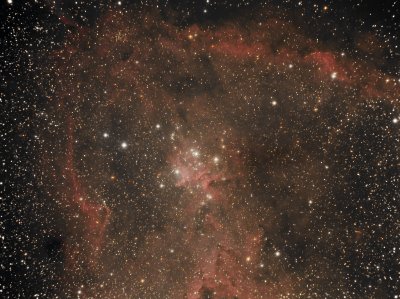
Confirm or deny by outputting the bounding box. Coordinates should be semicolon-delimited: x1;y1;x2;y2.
169;141;240;207
166;140;281;298
304;51;351;82
64;117;111;271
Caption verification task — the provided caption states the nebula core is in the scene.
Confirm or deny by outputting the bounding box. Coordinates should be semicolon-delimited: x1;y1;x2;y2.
3;1;400;298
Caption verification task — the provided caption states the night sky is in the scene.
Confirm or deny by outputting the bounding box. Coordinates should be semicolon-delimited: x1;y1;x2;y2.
2;0;400;298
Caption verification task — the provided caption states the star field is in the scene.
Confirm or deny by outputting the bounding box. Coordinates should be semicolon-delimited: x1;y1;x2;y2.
2;1;400;298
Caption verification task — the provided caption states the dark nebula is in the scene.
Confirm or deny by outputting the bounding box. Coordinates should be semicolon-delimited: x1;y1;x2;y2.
2;1;400;298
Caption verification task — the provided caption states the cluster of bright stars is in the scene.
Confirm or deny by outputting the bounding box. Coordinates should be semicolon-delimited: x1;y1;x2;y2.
101;120;288;280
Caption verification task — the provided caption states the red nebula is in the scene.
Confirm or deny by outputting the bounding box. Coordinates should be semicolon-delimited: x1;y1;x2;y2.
305;51;350;82
64;117;111;271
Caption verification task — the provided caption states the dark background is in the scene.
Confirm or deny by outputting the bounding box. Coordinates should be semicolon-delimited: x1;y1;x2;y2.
1;0;399;298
